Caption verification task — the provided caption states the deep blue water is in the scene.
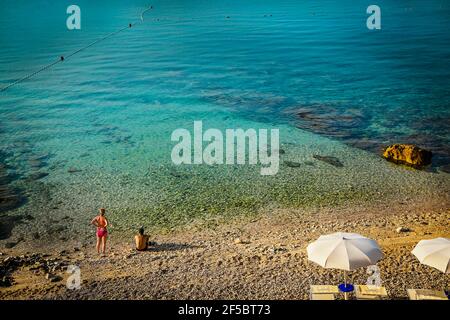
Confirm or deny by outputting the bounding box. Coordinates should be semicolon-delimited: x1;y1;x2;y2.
1;1;449;165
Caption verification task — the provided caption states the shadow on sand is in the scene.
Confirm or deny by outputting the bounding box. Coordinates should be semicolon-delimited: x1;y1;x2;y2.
146;242;198;252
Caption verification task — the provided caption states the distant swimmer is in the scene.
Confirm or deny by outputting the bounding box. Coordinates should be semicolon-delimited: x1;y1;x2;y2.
91;208;109;255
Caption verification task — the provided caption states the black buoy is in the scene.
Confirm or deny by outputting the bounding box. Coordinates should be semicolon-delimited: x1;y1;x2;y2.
60;56;64;61
129;23;132;28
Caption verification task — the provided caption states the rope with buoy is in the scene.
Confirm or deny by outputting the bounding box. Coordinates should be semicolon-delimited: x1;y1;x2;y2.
0;5;153;93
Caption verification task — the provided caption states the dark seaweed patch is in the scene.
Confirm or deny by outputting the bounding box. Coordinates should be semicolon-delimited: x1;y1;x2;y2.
0;216;23;240
0;153;26;214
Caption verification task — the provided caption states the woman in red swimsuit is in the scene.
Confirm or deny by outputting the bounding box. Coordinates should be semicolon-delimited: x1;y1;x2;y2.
91;208;108;255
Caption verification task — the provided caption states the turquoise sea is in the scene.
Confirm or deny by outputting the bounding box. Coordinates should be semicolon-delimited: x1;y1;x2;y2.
0;1;449;242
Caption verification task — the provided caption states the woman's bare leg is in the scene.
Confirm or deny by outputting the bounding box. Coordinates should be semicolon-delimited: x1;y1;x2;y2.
96;236;101;254
101;235;107;254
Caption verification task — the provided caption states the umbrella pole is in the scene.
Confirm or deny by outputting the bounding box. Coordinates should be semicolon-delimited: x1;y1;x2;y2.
344;271;348;301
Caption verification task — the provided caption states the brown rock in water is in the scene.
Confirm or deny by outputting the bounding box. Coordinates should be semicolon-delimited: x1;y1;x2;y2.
383;144;432;167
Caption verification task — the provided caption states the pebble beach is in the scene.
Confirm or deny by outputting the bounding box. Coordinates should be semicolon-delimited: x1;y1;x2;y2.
1;192;449;300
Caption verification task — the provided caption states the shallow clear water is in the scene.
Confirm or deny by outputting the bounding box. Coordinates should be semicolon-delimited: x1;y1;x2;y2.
0;1;449;238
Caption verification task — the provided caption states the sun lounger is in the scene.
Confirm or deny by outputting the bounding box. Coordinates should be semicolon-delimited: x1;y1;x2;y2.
311;293;336;300
310;285;339;300
407;289;448;300
355;285;388;300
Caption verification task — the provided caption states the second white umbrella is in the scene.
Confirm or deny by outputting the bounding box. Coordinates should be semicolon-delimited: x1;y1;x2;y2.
412;237;450;274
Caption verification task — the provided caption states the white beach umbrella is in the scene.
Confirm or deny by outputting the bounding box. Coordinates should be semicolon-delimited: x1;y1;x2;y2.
307;232;383;271
307;232;383;298
412;237;450;274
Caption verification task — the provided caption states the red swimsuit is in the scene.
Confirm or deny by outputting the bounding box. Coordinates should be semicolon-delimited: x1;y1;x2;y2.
95;216;108;238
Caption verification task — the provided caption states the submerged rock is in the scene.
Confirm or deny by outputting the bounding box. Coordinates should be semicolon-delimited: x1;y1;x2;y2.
284;161;301;168
383;144;432;168
313;155;344;168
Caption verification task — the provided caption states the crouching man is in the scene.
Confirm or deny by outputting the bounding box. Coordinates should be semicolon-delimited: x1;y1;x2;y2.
135;226;150;251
